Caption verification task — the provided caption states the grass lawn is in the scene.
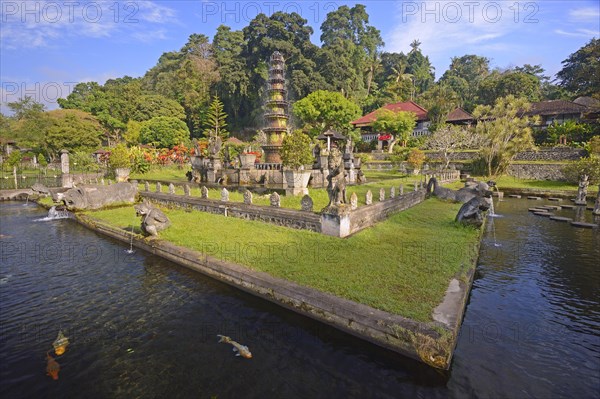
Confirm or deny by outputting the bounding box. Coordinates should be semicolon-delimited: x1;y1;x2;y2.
85;198;480;322
130;165;189;182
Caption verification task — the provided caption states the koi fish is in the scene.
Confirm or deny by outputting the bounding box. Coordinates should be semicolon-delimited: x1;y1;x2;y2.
46;352;60;380
217;335;252;359
52;330;69;356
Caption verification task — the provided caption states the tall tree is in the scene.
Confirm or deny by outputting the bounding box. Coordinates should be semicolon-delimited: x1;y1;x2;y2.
45;110;103;158
242;12;325;123
405;40;434;96
203;98;229;139
439;54;490;111
418;84;461;131
319;5;383;100
143;34;219;136
212;25;250;128
292;90;361;137
472;95;537;176
478;70;541;105
556;38;600;98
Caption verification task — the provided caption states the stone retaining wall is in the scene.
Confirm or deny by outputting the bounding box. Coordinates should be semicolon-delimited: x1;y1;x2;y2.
141;191;322;233
349;190;426;235
506;163;568;181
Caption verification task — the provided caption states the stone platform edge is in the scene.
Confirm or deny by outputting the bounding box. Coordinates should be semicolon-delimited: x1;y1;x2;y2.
73;212;474;370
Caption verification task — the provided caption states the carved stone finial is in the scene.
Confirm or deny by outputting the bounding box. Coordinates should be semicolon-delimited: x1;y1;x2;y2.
243;189;253;205
350;192;358;210
379;188;385;202
201;186;209;199
301;194;313;212
366;190;372;205
221;187;229;202
270;192;281;207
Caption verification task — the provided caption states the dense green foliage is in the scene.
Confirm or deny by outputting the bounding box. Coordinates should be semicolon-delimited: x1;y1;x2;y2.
371;109;416;151
292;90;361;137
280;130;313;169
139;117;190;148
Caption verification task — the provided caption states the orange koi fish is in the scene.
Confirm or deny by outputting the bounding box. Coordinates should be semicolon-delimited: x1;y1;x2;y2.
46;352;60;380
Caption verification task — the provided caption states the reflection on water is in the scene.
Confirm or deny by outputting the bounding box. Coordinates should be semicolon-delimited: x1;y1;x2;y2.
0;200;599;398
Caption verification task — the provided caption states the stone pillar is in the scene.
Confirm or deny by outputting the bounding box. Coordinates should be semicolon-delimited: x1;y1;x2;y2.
168;183;175;195
201;186;209;199
390;187;395;199
379;188;385;202
414;182;419;191
144;181;150;192
399;185;404;195
156;182;162;193
60;149;73;188
221;188;229;202
320;206;351;238
183;185;190;196
593;186;600;216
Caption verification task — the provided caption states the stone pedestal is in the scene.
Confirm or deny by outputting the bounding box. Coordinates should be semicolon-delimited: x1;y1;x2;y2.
320;205;351;238
284;170;311;196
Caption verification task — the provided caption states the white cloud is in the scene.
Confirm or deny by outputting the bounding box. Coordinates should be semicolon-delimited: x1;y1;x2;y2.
386;1;519;57
555;29;599;38
0;0;178;49
568;7;600;22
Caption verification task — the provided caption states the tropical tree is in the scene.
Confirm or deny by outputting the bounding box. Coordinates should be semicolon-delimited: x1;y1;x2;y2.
371;109;416;152
45;109;104;159
556;38;600;98
292;90;362;137
439;54;490;111
139;116;190;148
426;125;476;169
472;95;537;176
203;98;229;139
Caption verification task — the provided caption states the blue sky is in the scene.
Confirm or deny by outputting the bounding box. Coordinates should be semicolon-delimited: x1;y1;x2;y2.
1;0;599;114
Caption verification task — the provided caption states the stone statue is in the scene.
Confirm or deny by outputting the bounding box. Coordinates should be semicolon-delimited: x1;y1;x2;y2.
427;177;495;203
208;134;222;157
58;183;137;211
575;174;589;205
134;201;171;236
455;192;492;228
325;148;347;207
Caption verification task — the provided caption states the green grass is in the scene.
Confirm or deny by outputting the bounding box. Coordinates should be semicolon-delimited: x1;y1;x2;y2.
85;198;480;322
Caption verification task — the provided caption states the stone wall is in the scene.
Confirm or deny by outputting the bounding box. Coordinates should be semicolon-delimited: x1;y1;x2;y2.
349;190;426;235
141;191;322;232
513;148;586;161
506;163;568;181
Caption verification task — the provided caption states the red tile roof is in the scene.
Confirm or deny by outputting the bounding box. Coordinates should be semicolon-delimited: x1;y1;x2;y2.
351;101;429;126
446;107;474;122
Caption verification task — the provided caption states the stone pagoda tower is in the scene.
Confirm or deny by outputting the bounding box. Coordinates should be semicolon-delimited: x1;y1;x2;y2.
262;51;289;164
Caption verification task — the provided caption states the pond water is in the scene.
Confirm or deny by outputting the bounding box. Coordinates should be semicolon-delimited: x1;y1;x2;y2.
0;199;598;398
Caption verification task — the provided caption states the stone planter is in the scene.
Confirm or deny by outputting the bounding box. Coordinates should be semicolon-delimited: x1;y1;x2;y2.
238;153;257;169
115;168;130;182
284;169;311;196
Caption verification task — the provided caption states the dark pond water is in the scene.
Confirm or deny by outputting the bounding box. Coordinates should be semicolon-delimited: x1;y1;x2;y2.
0;199;598;398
